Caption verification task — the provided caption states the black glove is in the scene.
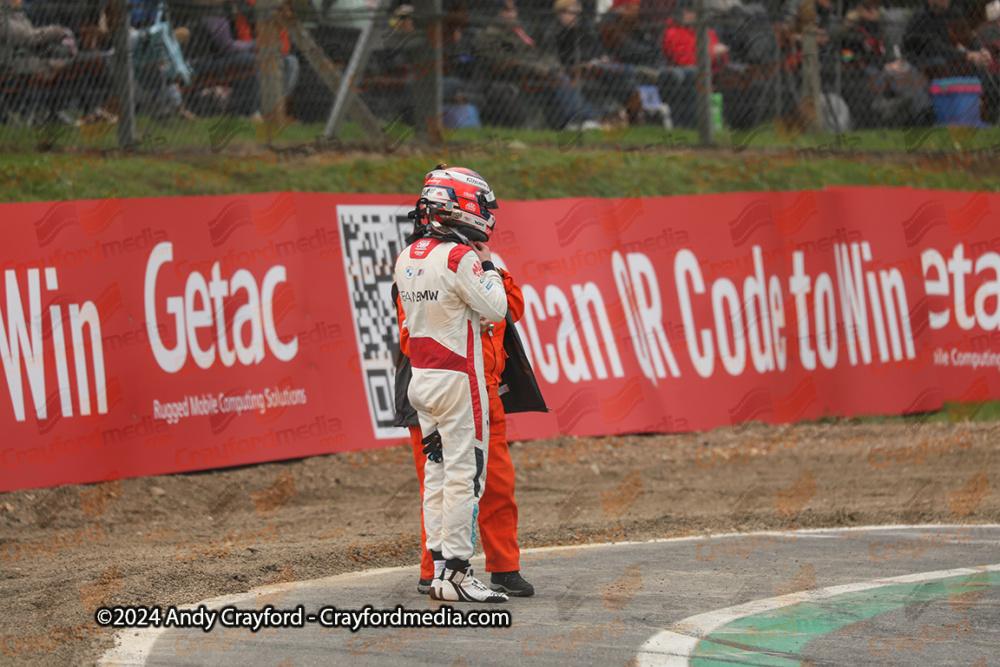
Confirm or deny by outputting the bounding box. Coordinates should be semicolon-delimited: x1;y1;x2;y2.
422;430;443;463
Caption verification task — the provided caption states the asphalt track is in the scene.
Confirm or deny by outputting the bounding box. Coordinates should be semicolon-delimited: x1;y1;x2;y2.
101;525;1000;666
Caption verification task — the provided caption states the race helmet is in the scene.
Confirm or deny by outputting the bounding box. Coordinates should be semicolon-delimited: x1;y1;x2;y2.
416;165;498;243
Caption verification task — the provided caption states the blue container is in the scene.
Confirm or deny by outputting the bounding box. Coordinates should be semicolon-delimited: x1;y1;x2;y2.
443;104;481;129
930;77;985;127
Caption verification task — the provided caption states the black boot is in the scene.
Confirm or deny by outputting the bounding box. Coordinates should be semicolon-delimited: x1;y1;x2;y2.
490;571;535;597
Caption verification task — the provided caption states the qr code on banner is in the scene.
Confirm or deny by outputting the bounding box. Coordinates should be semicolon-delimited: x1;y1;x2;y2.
337;205;414;439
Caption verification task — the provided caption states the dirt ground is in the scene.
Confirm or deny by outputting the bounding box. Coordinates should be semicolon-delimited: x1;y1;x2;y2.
1;419;998;666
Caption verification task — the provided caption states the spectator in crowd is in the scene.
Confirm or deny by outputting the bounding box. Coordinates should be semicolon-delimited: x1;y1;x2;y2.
539;0;642;123
978;5;1000;67
366;4;423;125
511;0;565;37
903;0;999;123
474;0;601;130
129;0;161;28
20;0;100;36
438;6;480;103
382;3;419;66
107;1;196;120
599;0;663;66
642;0;679;24
662;0;730;72
0;0;75;122
710;0;787;129
598;0;698;126
0;0;116;125
662;0;729;124
705;0;741;11
233;0;301;104
839;0;933;127
177;0;262;116
772;0;850;128
52;0;197;123
25;0;193;123
363;2;480;127
390;3;416;31
780;0;840;90
711;0;772;64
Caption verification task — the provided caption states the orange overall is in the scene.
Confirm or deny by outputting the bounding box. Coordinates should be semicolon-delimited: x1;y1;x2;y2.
399;269;525;578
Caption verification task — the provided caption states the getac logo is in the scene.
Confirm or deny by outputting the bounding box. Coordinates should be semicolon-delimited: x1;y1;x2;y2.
400;290;439;302
144;242;298;373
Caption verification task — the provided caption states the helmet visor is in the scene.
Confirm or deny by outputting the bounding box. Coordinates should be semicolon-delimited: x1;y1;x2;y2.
478;190;498;212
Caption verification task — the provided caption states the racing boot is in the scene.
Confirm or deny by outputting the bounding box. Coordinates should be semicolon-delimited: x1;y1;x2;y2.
490;570;535;597
431;564;508;603
418;564;443;594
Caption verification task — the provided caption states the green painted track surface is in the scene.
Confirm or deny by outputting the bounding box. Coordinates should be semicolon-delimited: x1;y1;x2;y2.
692;571;998;666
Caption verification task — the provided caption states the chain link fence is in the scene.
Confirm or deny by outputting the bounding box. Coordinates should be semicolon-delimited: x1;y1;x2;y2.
0;0;997;156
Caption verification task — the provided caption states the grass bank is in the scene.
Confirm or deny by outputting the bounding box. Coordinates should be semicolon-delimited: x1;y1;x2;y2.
0;137;996;203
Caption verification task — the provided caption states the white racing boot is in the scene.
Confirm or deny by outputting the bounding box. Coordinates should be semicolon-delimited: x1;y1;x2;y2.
430;565;508;603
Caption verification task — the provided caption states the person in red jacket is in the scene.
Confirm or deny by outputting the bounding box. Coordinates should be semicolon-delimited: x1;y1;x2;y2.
397;252;534;598
662;0;729;72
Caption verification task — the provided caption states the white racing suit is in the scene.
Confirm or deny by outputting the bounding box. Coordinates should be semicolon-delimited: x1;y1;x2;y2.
394;236;508;563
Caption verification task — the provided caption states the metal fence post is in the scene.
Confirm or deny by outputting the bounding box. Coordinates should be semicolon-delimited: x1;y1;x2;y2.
800;0;826;131
412;0;443;142
258;0;286;139
696;0;714;146
834;0;842;106
286;21;386;144
774;29;783;121
113;0;136;150
2;3;10;76
323;0;389;139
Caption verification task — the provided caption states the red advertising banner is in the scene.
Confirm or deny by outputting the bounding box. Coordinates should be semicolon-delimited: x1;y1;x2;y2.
1;188;998;492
